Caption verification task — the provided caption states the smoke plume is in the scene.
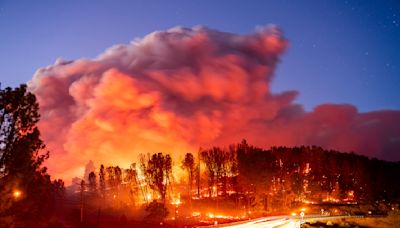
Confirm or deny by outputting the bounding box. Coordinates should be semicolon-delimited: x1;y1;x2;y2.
29;25;400;182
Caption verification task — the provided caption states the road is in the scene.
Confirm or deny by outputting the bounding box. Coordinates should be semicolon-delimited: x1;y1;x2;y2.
217;217;299;228
200;215;363;228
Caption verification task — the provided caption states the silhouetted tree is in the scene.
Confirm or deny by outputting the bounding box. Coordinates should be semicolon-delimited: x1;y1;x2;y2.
88;171;97;193
125;163;140;204
106;166;115;189
237;140;275;194
146;153;172;201
114;166;122;188
99;164;106;198
182;153;195;198
0;84;63;226
139;153;151;203
201;147;228;197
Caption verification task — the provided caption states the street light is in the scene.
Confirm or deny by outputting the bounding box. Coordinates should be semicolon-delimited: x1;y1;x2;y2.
13;190;22;199
300;211;305;226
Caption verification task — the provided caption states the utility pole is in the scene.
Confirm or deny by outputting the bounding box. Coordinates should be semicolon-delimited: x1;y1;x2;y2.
197;148;201;198
80;180;85;224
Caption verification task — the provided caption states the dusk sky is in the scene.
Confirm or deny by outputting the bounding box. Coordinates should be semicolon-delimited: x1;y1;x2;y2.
1;0;399;112
1;1;400;180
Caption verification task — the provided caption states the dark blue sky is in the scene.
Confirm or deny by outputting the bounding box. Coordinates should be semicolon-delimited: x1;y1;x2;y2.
0;0;399;112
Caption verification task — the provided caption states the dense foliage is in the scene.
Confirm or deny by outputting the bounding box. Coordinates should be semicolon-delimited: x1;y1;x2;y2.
85;140;400;216
239;140;400;202
0;84;64;226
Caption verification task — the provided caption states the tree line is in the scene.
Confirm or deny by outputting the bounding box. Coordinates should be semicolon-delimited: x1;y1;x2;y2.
82;140;400;214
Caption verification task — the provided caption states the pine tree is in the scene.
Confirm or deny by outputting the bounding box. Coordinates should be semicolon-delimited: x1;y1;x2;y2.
0;84;62;226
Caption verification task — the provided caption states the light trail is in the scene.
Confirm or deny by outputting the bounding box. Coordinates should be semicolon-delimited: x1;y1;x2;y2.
200;215;364;228
199;217;299;228
217;218;299;228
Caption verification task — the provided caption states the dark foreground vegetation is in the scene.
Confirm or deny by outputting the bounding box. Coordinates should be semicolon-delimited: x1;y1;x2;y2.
0;85;64;227
1;84;400;227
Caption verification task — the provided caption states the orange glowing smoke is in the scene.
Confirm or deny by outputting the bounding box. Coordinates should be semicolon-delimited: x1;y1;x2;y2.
29;25;287;182
29;25;400;184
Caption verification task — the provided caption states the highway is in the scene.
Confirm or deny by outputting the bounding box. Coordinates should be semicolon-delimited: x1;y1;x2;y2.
200;215;363;228
217;217;299;228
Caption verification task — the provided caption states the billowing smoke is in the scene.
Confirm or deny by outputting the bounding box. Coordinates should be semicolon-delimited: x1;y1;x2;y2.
29;25;400;182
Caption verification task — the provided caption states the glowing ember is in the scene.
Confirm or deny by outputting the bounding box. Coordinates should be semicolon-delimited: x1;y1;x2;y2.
13;190;21;198
171;192;181;205
192;211;201;217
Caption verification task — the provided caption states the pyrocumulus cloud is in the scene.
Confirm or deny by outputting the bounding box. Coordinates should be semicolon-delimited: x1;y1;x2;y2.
29;25;400;183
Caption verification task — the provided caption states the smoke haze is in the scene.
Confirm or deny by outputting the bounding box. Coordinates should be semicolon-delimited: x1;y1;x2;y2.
28;26;400;183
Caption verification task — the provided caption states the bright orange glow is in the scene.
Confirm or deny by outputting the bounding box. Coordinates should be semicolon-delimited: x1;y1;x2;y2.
212;185;217;197
171;192;181;205
13;190;21;198
192;211;201;217
303;199;316;204
206;213;240;220
322;196;340;203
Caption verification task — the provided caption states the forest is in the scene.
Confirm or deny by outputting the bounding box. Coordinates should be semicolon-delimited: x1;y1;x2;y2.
80;141;400;211
60;141;400;227
1;85;400;227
